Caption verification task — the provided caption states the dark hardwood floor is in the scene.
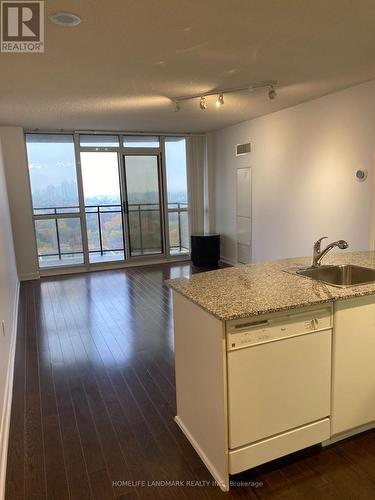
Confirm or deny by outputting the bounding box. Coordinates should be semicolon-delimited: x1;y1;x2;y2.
5;262;375;499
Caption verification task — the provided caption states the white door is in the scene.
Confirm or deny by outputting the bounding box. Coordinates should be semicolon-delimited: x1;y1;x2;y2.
228;330;331;449
236;167;251;264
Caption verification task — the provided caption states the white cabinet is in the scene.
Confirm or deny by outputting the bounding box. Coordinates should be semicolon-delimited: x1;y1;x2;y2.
332;295;375;436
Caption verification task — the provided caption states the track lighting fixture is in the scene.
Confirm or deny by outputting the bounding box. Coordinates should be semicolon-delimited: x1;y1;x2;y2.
171;80;278;112
216;93;224;107
268;86;277;100
199;96;207;110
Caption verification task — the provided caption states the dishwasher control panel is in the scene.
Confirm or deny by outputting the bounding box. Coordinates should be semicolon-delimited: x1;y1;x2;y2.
226;306;332;351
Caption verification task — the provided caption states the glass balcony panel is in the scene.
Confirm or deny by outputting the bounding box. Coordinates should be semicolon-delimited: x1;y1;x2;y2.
101;212;124;250
35;219;58;256
35;217;84;268
168;210;189;255
86;212;101;252
180;211;190;253
168;212;179;250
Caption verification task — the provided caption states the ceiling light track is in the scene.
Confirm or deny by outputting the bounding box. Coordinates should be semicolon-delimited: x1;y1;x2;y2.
172;80;278;111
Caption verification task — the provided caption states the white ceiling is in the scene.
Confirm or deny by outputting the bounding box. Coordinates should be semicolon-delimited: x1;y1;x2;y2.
1;0;375;133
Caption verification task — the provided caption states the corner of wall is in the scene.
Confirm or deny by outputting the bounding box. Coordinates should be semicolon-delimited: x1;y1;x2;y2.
0;133;21;499
0;281;20;499
0;127;39;279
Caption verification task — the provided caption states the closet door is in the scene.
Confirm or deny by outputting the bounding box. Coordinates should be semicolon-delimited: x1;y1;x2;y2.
236;167;251;264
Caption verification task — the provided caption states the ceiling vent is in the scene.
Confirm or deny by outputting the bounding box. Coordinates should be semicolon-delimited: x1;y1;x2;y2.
236;142;251;156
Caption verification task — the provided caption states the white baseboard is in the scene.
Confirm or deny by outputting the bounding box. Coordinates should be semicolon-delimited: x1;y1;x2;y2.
19;271;39;281
220;256;237;267
174;416;229;491
0;281;20;499
322;421;375;446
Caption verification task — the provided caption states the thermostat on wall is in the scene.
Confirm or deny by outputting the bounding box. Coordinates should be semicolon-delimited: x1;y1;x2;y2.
355;169;368;182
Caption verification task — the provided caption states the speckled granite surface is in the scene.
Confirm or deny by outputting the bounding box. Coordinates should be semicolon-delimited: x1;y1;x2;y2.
165;251;375;321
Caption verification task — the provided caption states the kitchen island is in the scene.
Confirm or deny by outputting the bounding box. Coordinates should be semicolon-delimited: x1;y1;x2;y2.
166;251;375;491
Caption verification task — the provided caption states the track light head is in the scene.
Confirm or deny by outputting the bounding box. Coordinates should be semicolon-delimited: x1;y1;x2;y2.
268;87;277;100
174;100;180;112
199;96;207;110
216;93;224;107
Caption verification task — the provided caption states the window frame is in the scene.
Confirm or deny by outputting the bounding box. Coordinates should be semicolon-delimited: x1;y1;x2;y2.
25;132;86;269
25;130;191;273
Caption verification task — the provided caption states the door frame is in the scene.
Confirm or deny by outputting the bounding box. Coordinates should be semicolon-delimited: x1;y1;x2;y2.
122;151;167;259
78;147;128;266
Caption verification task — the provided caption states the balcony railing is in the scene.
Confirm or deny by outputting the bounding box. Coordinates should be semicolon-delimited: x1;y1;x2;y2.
85;204;124;257
168;202;189;254
127;203;163;256
33;202;190;265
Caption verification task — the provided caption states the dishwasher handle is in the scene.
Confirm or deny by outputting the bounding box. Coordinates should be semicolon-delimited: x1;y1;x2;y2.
233;319;269;331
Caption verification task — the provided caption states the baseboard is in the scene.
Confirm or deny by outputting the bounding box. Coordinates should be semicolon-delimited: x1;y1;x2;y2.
19;271;39;281
0;280;20;499
322;421;375;446
220;256;237;267
174;416;229;491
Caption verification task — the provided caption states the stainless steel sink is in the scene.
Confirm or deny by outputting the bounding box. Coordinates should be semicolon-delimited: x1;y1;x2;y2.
296;264;375;287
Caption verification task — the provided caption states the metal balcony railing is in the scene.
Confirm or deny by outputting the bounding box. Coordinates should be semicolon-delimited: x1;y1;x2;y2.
33;202;189;261
167;202;189;254
85;204;124;257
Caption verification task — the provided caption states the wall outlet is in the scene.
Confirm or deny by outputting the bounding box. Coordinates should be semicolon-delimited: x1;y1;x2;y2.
1;320;5;337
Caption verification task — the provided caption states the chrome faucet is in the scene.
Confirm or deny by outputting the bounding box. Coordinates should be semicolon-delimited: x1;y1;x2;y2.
312;237;349;267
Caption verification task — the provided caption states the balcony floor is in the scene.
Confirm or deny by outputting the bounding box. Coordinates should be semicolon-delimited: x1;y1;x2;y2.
39;249;189;268
39;252;125;268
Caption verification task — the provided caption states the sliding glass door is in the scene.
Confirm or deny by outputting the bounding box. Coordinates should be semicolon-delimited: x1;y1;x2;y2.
80;152;125;263
123;155;163;256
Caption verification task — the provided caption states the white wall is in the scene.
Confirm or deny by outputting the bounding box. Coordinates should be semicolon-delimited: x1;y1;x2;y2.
0;139;19;495
0;127;39;280
213;81;375;264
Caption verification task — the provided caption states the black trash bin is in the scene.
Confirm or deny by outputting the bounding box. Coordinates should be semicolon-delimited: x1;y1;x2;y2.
190;233;220;267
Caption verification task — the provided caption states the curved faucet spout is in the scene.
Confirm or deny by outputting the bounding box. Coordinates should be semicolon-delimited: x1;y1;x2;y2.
312;238;349;267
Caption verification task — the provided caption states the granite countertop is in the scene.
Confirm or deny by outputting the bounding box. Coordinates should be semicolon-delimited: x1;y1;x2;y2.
165;251;375;321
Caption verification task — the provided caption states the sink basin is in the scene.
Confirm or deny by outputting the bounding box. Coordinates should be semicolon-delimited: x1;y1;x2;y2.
296;264;375;287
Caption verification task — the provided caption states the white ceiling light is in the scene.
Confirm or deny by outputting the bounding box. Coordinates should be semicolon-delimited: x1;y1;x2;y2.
174;100;180;112
49;12;81;27
199;96;207;110
268;86;277;100
216;93;224;107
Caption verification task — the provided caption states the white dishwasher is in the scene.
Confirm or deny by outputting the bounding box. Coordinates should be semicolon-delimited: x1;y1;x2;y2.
227;305;332;474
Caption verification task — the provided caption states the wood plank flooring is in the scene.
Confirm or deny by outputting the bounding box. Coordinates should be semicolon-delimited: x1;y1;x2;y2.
5;262;375;499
